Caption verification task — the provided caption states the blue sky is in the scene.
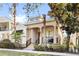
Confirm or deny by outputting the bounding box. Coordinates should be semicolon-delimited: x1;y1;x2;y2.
0;3;50;23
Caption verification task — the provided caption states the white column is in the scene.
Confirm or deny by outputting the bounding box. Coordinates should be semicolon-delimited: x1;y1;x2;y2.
31;29;33;44
31;29;35;44
42;26;46;45
71;32;76;46
9;21;11;30
8;21;11;40
39;27;42;45
53;26;56;44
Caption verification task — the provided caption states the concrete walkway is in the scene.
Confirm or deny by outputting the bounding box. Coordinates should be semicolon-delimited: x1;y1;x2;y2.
23;44;34;51
0;48;79;56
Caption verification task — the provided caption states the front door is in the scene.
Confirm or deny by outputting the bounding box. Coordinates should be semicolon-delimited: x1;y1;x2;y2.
37;32;40;44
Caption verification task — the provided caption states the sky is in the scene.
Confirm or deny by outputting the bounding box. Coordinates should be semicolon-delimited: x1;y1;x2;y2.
0;3;50;24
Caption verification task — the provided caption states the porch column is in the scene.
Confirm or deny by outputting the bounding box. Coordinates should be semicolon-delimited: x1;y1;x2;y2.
9;21;11;40
31;29;35;44
9;21;11;30
53;26;56;44
39;27;42;45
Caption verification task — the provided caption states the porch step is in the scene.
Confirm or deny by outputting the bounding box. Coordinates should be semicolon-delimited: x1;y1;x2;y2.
23;44;34;51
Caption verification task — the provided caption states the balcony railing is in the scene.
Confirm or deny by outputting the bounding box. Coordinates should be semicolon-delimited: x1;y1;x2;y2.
0;28;9;31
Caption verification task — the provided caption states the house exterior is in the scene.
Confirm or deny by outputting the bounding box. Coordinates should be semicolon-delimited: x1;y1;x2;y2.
0;17;12;41
25;16;64;46
0;17;27;47
0;16;78;50
25;16;79;50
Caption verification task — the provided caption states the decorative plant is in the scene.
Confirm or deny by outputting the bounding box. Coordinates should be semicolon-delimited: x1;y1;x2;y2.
12;31;23;43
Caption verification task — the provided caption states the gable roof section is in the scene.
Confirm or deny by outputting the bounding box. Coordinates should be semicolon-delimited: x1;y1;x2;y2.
25;17;56;26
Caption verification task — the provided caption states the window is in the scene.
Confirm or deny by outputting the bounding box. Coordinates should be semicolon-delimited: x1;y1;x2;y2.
16;30;23;33
48;38;54;44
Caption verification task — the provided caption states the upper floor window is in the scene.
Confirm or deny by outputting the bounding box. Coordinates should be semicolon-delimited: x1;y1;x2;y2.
48;38;54;44
0;26;8;31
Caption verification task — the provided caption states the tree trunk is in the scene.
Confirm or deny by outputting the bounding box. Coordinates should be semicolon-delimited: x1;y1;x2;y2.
66;34;70;52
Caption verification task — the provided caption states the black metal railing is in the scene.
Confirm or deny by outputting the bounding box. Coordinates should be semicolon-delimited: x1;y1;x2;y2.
26;38;31;47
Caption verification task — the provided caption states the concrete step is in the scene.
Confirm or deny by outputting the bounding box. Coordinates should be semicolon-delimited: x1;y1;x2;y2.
23;44;34;51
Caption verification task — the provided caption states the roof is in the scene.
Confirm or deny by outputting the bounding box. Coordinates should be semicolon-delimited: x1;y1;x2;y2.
0;17;11;22
25;16;56;25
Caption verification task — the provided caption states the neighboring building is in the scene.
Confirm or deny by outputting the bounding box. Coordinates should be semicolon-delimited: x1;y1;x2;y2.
15;23;27;47
11;22;27;47
25;16;64;46
0;17;26;47
0;17;12;41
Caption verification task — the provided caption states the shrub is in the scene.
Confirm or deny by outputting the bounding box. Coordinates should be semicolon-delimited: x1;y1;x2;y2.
75;45;79;52
34;45;48;51
47;44;67;52
14;42;23;49
34;44;67;52
51;44;62;52
0;39;15;49
0;39;23;49
60;44;67;52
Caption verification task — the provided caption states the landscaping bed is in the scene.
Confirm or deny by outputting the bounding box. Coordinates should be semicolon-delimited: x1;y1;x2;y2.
34;44;67;52
0;39;25;49
34;44;79;54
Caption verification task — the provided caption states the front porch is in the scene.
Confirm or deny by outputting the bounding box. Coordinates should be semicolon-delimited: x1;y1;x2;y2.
26;26;61;46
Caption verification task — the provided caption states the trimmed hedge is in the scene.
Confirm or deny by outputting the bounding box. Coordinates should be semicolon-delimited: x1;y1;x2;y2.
49;44;67;52
14;42;23;49
34;44;67;52
0;39;23;49
34;45;48;51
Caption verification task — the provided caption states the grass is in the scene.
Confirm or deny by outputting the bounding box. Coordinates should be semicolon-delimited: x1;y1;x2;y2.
0;50;48;56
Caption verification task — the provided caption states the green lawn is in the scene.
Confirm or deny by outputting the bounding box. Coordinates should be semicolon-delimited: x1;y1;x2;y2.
0;50;48;56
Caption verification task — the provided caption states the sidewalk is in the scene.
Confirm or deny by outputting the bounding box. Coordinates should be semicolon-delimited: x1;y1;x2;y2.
0;48;79;56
